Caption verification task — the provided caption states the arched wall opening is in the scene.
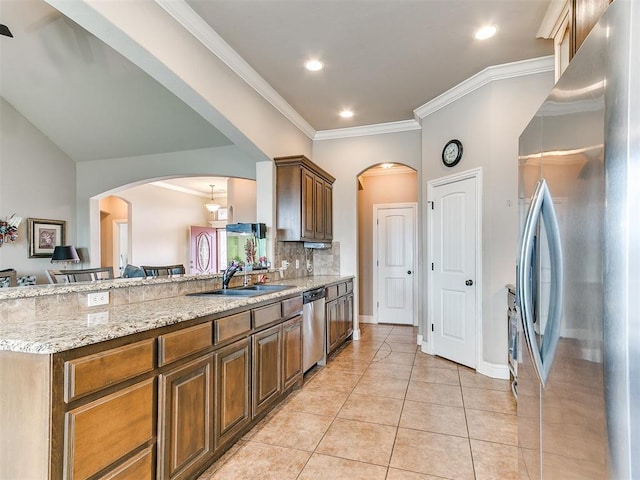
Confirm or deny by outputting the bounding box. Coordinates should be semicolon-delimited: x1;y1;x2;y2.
89;174;258;272
356;163;418;324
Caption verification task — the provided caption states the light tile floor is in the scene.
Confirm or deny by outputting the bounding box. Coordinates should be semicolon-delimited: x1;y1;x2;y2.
198;324;517;480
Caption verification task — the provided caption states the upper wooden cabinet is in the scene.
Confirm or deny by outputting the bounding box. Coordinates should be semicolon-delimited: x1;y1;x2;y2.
570;0;611;57
274;155;335;242
539;0;611;80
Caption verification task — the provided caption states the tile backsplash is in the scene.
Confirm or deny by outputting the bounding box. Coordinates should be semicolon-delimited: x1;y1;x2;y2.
274;241;340;279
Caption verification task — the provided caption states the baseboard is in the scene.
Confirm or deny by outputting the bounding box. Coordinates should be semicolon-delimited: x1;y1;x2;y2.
417;334;423;345
476;360;510;380
359;315;376;324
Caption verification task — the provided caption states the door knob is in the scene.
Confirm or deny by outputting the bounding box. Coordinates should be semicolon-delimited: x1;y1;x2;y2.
465;279;474;286
407;270;412;274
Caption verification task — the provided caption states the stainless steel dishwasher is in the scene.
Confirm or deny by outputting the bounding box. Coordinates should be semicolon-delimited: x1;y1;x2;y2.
302;287;326;372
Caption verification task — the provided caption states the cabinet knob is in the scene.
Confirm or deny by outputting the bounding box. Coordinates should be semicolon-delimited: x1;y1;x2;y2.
465;279;474;286
407;270;412;275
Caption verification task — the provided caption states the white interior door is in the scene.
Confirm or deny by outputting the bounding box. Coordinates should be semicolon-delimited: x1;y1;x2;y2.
432;177;477;368
375;204;416;325
112;219;128;276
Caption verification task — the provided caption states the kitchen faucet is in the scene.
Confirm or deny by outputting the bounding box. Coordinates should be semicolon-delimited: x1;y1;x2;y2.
222;262;239;289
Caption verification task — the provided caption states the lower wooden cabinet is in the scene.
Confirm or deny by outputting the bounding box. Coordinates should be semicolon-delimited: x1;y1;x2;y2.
157;354;214;480
252;324;282;418
64;379;155;480
214;337;251;450
282;315;303;390
326;282;355;357
326;299;340;355
96;446;154;480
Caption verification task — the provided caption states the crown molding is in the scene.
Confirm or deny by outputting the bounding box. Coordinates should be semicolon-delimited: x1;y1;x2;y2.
314;119;421;141
414;56;554;120
537;0;570;39
155;0;316;139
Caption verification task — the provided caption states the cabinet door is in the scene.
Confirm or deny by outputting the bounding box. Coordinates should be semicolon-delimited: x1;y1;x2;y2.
324;181;333;240
345;294;354;337
314;176;325;240
282;315;303;390
157;355;214;480
64;379;155;480
214;337;251;450
326;300;340;355
252;324;282;418
301;169;315;240
337;295;348;340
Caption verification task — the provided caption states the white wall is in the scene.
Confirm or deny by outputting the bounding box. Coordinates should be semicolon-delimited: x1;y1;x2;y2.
312;130;422;335
48;0;312;162
0;98;76;283
115;184;210;267
421;71;554;366
227;178;257;223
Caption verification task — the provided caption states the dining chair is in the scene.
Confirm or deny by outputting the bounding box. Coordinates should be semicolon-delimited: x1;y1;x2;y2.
0;269;17;287
141;264;186;277
46;267;114;284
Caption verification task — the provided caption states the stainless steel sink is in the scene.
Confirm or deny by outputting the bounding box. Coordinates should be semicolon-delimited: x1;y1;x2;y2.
189;284;295;297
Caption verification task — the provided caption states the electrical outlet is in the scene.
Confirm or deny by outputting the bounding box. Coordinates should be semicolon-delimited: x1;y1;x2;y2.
295;259;300;269
87;291;109;307
281;260;290;269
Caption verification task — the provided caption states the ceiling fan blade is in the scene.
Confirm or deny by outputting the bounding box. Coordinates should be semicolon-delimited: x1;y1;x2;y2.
0;24;13;38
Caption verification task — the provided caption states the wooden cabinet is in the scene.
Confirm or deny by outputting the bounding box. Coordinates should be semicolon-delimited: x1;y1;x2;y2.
157;354;214;480
325;280;354;357
2;291;309;480
64;379;155;480
282;315;303;390
252;324;282;418
570;0;611;57
274;155;335;242
325;299;340;356
214;337;251;450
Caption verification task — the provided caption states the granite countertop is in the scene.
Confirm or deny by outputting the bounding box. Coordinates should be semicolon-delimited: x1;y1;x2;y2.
0;275;352;355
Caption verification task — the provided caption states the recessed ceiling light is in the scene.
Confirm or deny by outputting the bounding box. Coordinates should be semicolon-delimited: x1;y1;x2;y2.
305;59;324;71
381;163;394;169
475;25;497;40
339;109;354;118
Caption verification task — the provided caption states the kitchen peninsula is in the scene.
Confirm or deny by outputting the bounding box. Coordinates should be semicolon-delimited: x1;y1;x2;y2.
0;273;354;480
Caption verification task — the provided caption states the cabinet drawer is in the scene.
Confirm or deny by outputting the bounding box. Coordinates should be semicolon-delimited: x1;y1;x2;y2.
215;312;251;344
326;285;338;301
65;379;155;480
253;303;282;329
64;339;155;403
281;296;303;318
337;282;347;296
97;446;154;480
158;322;212;366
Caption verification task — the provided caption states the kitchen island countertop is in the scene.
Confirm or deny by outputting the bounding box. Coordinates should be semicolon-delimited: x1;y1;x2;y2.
0;275;352;355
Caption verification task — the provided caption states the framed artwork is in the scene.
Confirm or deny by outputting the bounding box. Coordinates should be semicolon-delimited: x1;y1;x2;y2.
217;208;228;221
28;218;66;258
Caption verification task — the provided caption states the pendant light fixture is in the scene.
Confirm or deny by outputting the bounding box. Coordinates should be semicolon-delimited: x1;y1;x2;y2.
205;184;221;212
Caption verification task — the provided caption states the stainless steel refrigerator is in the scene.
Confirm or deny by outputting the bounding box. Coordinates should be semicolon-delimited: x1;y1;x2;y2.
516;1;639;478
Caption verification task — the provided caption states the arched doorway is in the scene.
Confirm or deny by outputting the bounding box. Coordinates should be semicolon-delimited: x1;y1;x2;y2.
356;163;418;325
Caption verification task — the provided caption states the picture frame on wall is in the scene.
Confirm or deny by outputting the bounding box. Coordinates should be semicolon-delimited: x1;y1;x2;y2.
28;218;66;258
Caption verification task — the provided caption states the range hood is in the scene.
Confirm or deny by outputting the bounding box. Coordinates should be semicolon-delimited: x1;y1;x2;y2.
303;242;332;250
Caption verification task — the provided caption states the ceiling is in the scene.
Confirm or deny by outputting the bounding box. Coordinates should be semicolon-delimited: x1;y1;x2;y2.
0;0;553;194
186;0;553;130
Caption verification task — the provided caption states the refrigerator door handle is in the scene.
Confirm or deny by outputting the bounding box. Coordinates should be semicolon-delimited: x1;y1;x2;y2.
516;179;563;387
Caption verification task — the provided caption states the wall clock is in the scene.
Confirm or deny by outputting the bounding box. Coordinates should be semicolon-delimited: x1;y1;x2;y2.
442;139;463;167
